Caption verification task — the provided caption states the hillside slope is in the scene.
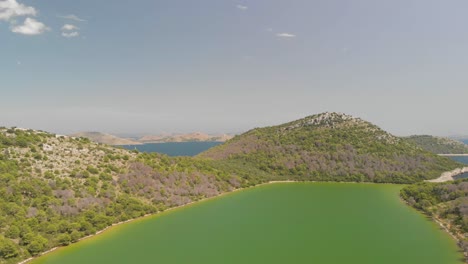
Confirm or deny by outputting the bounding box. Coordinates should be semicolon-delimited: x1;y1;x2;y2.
0;128;248;264
404;135;468;154
199;112;461;183
70;132;141;146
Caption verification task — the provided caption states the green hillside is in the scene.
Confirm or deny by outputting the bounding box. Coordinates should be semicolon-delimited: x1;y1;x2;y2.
200;112;461;183
0;128;248;264
404;135;468;154
0;113;463;263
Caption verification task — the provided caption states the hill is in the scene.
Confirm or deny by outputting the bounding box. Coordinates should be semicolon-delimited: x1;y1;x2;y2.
404;135;468;154
138;133;233;143
199;112;461;183
0;113;463;263
70;132;142;146
0;128;250;263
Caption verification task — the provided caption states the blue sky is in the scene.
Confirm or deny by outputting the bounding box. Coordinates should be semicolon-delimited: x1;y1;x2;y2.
1;0;467;136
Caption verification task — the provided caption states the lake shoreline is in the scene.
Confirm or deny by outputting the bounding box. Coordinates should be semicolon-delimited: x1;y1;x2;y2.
22;180;462;264
21;180;298;264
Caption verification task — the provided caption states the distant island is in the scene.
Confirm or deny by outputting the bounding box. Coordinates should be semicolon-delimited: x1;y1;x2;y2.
70;132;234;146
403;135;468;155
138;132;233;143
1;113;467;263
70;132;142;146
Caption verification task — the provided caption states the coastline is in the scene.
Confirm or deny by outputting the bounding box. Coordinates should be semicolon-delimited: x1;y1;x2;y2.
433;216;467;262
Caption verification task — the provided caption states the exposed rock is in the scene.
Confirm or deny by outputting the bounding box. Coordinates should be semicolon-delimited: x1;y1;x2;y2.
427;167;468;183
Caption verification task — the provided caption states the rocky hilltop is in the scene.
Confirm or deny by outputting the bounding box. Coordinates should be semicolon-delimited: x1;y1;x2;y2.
199;112;461;183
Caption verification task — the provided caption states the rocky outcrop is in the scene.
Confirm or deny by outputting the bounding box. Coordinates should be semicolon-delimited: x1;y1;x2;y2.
427;167;468;183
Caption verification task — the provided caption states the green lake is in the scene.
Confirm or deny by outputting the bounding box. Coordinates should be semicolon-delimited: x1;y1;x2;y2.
32;183;463;264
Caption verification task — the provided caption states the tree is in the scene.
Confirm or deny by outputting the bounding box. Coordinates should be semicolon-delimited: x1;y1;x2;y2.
26;235;48;256
0;236;19;259
5;225;20;239
57;234;71;246
70;230;82;243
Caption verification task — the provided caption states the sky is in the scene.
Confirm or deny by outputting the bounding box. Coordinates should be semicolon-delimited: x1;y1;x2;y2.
1;0;467;136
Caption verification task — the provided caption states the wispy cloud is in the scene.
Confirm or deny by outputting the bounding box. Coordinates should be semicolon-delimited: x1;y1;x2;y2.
62;31;79;38
58;14;86;22
0;0;36;21
236;5;248;10
11;17;49;35
276;33;296;38
62;24;79;31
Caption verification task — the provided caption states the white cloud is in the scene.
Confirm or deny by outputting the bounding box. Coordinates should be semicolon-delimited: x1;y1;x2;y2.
236;5;248;10
0;0;36;21
61;23;80;38
11;17;49;35
1;0;49;36
58;14;86;22
61;31;79;38
276;33;296;38
62;24;78;31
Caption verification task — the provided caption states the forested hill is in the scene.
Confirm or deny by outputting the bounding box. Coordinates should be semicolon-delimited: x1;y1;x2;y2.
403;135;468;154
0;114;463;263
0;128;253;264
199;112;461;183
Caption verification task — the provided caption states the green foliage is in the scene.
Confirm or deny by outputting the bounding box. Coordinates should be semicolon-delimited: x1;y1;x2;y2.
401;179;468;256
200;113;462;184
57;234;71;246
0;236;19;259
0;127;252;263
0;116;463;263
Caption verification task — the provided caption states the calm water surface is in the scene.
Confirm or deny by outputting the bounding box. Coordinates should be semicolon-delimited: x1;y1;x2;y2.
121;142;222;156
449;156;468;179
32;183;463;264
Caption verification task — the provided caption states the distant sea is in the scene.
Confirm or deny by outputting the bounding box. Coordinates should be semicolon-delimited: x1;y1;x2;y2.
450;156;468;164
121;142;223;157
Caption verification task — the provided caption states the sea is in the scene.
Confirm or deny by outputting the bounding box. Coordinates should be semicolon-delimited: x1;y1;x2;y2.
120;142;223;157
449;156;468;180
